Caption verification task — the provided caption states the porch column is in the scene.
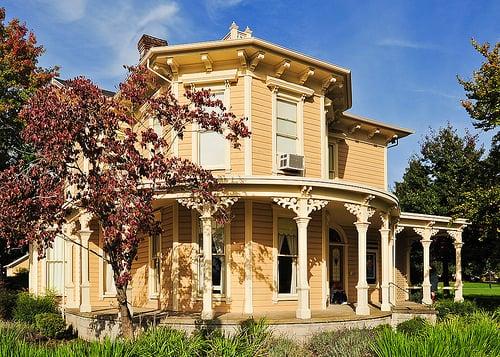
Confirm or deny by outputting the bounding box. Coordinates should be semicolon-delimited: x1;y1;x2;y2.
273;186;328;320
447;229;464;302
414;225;438;305
200;209;213;320
345;196;375;316
390;225;404;305
379;213;391;311
29;243;39;295
79;213;92;313
64;222;77;309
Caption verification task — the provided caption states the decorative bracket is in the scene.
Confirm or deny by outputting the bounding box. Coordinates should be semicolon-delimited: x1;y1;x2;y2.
177;196;238;218
272;186;328;218
200;53;213;72
321;75;337;93
249;51;265;71
413;222;439;241
166;57;179;76
78;212;92;232
368;128;380;139
349;124;361;134
299;67;315;85
237;49;247;69
446;229;463;244
380;212;390;230
274;59;291;78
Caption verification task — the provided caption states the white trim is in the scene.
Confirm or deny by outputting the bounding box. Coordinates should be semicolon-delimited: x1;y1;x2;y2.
266;76;315;97
244;74;252;176
272;207;298;303
148;211;162;300
384;146;388;190
180;69;238;86
320;95;327;179
191;210;199;301
244;200;253;313
321;210;327;309
5;254;29;268
99;231;117;299
224;220;232;303
271;87;277;174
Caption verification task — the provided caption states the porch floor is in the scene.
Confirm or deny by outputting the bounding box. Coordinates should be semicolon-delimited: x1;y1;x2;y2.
65;304;393;324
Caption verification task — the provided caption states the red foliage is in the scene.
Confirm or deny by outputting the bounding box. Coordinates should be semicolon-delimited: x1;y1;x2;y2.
0;66;250;291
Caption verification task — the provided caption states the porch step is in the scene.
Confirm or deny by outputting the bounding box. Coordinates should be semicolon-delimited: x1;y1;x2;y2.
392;302;436;314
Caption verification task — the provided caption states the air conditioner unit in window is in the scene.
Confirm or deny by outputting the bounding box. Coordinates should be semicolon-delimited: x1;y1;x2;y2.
278;153;304;172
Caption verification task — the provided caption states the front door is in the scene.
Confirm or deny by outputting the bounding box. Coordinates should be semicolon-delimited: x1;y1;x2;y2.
328;228;346;304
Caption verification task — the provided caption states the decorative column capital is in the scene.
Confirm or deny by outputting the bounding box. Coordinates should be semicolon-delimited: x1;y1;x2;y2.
413;222;439;241
177;196;238;218
344;195;375;223
273;186;328;218
78;212;92;232
454;241;464;249
446;229;463;244
64;221;76;236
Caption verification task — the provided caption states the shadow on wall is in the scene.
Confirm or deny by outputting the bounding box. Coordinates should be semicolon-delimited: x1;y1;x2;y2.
337;139;349;180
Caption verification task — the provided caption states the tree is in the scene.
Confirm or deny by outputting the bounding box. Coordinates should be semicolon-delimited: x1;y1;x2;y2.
0;66;249;337
458;39;499;131
0;7;56;279
394;124;484;286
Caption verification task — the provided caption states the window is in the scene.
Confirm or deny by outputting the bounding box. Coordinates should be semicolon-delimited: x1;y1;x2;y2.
277;218;297;294
276;99;298;154
103;255;116;295
197;220;226;295
150;234;161;297
328;143;336;179
199;91;227;169
46;236;64;294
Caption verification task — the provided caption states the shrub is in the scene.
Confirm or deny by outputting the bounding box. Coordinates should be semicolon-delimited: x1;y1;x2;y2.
13;292;58;324
396;317;429;336
372;312;500;357
0;289;17;320
34;312;66;338
434;299;477;319
267;336;310;357
307;328;377;357
132;327;206;357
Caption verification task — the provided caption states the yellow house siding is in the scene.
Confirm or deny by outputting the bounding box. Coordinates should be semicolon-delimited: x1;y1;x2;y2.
308;210;323;310
229;201;245;312
160;205;173;310
337;139;385;189
88;222;103;307
251;79;273;176
303;98;321;178
230;79;245;175
251;202;276;311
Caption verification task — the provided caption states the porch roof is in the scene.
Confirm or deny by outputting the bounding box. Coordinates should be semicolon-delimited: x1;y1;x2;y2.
399;211;469;230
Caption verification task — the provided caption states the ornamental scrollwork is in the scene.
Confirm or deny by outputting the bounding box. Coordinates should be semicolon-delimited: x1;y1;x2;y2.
413;225;439;240
177;196;238;217
344;202;375;223
272;186;328;217
446;229;463;244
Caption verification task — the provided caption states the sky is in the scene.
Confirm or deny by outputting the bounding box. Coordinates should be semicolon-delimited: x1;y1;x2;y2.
4;0;499;187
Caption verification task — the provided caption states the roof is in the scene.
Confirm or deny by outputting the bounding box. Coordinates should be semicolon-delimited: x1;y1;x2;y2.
51;78;116;97
343;112;414;136
4;254;29;269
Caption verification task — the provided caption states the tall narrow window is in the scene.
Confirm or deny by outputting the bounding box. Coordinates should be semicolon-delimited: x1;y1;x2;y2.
46;236;64;294
197;220;226;295
328;143;336;179
150;234;161;297
199;91;226;169
103;255;116;295
276;99;298;154
277;218;297;294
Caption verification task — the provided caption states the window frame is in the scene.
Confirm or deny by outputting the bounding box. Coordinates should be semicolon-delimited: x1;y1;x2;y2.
276;98;298;155
272;208;298;302
45;235;65;295
148;233;162;299
192;83;231;172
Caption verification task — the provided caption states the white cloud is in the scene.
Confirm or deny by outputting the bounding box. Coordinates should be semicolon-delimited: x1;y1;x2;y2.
39;0;87;22
411;89;460;100
89;1;183;77
205;0;245;9
377;38;435;50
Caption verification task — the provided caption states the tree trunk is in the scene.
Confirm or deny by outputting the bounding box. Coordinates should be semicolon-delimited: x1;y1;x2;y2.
116;285;134;339
442;258;450;298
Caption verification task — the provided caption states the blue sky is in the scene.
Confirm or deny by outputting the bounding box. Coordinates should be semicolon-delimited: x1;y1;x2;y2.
4;0;499;186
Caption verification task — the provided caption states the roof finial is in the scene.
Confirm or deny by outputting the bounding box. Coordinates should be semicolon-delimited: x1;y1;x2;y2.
230;21;239;30
244;26;253;36
229;21;239;39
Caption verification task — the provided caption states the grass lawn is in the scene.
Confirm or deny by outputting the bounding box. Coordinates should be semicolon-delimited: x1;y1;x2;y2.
463;282;500;297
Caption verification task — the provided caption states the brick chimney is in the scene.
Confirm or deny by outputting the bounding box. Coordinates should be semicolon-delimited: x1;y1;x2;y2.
137;34;168;60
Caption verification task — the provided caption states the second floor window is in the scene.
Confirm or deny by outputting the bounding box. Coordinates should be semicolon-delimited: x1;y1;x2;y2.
276;99;298;154
199;91;227;169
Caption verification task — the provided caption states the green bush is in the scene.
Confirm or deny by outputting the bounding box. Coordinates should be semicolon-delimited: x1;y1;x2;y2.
307;328;377;357
13;292;58;324
131;327;206;357
0;289;17;320
434;299;478;319
34;312;66;338
267;336;310;357
372;312;500;357
396;317;429;336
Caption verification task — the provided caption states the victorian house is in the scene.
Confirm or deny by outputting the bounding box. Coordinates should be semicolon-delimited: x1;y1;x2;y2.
29;23;467;333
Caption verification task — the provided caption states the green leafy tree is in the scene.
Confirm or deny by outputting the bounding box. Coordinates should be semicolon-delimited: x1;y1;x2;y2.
458;39;499;131
394;125;484;284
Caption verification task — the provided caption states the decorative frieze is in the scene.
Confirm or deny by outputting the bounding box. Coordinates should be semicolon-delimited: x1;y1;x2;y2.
272;186;328;218
177;196;238;217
